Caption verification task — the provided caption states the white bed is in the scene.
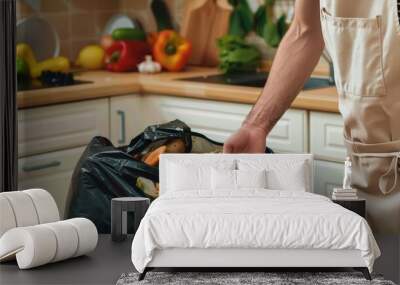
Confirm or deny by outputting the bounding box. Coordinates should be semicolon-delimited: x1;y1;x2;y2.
131;154;380;280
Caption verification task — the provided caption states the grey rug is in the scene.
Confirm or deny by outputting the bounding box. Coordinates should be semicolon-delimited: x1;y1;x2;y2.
116;272;396;285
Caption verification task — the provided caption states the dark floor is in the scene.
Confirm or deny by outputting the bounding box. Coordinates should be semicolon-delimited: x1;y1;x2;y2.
0;235;134;285
1;234;398;285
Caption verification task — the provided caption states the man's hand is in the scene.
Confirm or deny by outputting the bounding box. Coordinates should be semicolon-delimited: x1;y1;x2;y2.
223;124;267;153
223;0;323;154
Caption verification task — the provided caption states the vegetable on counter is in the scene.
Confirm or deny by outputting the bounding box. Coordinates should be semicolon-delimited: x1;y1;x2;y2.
105;40;150;72
228;0;254;37
75;45;105;70
16;57;29;78
111;27;146;41
16;43;70;78
253;0;288;48
147;32;159;48
151;0;174;31
100;34;115;50
227;0;288;48
16;43;37;71
217;35;261;74
138;55;161;74
152;30;191;72
32;57;70;78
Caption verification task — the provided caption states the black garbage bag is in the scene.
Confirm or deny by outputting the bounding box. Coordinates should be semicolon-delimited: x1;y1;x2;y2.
66;119;272;233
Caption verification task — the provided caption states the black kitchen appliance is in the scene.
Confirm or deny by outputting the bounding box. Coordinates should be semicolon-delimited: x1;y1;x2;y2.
178;72;335;90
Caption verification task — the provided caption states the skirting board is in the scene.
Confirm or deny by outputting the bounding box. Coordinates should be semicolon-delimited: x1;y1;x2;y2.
148;248;366;268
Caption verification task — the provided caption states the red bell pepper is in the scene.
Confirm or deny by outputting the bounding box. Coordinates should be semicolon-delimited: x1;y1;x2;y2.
105;40;150;72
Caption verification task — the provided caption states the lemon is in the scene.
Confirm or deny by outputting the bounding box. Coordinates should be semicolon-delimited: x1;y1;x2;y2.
75;45;105;70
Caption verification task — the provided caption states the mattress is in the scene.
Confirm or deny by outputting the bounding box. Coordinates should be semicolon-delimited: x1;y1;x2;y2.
131;190;380;273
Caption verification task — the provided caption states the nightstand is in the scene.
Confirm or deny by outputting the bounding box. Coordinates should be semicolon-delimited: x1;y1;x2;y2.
332;198;366;218
111;197;150;242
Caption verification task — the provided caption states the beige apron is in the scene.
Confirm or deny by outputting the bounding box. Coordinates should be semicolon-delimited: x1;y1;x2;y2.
320;0;400;233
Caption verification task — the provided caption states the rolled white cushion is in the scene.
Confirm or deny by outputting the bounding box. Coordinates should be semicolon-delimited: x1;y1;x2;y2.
64;218;98;257
0;196;17;237
0;226;57;269
23;189;59;223
0;191;39;227
0;218;98;269
0;189;60;239
42;221;79;262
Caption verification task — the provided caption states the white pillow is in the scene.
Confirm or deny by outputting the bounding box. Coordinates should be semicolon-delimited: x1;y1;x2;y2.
211;169;267;190
211;168;236;190
167;160;235;192
266;166;307;191
236;169;267;188
238;159;309;191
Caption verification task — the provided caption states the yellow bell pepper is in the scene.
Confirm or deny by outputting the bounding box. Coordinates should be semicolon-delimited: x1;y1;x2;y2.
30;57;70;78
152;30;191;72
16;43;70;78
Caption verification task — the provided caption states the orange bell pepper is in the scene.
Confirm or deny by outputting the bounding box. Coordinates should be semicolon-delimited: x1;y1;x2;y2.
152;30;192;72
147;32;159;48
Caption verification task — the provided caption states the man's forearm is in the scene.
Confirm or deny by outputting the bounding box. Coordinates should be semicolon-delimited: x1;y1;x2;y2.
244;3;324;134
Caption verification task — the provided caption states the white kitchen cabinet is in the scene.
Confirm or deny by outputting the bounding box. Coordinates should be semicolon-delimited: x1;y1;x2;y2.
310;111;347;162
110;95;145;146
268;109;308;153
313;159;344;197
143;95;308;153
18;146;85;219
18;98;109;158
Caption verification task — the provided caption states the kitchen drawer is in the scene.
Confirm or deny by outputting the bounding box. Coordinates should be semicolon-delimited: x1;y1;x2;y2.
18;146;85;219
110;95;145;146
310;111;346;161
18;99;109;157
313;159;343;197
144;95;308;153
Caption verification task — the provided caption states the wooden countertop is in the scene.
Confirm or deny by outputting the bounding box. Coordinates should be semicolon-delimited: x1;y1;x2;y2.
17;67;339;113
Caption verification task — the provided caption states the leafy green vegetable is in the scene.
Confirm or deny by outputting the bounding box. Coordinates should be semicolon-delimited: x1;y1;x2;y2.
228;0;288;48
229;9;246;37
237;0;253;33
264;18;280;48
277;14;288;38
228;0;253;37
254;5;267;37
217;35;261;74
257;0;288;48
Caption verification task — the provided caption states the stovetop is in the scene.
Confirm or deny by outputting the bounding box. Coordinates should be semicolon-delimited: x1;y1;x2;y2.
17;79;92;92
178;72;334;90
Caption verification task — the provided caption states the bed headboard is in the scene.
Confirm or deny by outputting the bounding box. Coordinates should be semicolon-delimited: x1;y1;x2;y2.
159;154;314;195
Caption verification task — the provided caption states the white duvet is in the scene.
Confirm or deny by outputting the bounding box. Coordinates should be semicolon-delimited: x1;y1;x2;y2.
131;190;380;273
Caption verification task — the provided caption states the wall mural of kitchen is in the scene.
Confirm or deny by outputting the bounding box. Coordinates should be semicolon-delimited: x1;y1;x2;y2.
16;0;297;225
3;0;398;284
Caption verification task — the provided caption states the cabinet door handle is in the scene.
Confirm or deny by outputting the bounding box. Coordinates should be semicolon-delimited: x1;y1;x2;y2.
22;161;61;172
117;110;126;145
